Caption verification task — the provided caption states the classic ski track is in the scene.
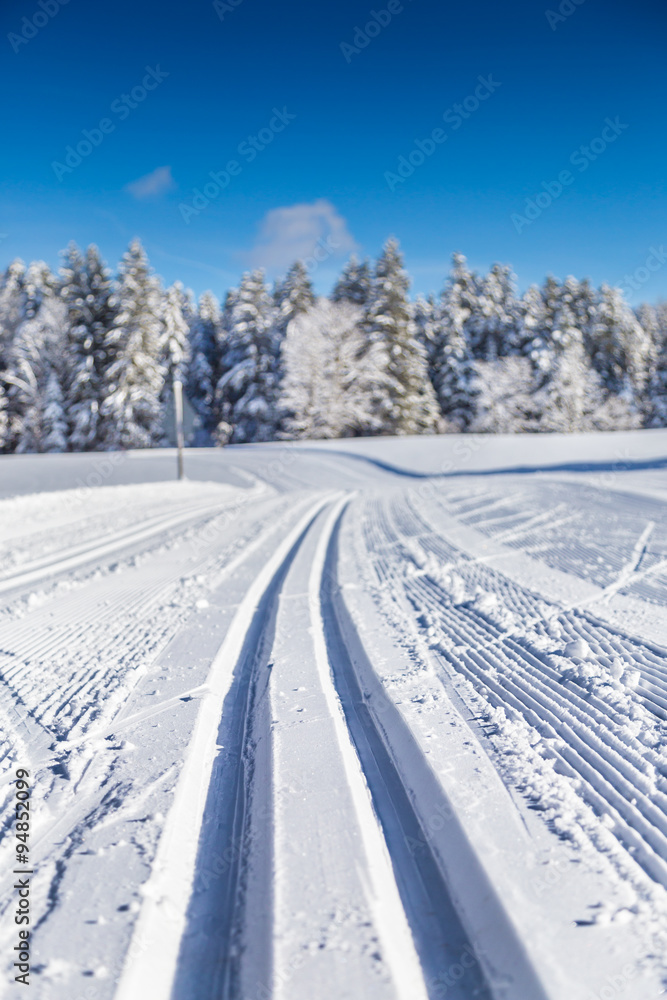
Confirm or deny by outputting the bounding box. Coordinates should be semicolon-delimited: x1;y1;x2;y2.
0;570;196;751
370;490;667;894
4;459;667;997
114;492;338;1000
0;490;306;769
172;494;430;1000
338;495;565;999
400;488;667;721
171;494;492;1000
0;496;215;578
0;491;214;575
0;491;311;934
118;493;499;1000
316;501;495;1000
432;478;667;598
0;494;322;927
0;490;297;766
305;498;432;1000
0;488;265;597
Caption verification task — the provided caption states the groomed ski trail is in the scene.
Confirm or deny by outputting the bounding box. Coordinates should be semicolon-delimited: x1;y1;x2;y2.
2;438;667;999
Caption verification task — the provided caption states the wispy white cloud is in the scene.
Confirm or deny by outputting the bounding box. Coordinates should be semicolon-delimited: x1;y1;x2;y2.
149;244;237;282
124;166;176;200
246;198;358;271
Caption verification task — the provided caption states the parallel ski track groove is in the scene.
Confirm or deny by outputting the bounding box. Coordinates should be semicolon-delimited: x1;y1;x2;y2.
434;482;667;592
0;505;277;748
209;508;335;1000
113;494;335;1000
368;492;667;892
404;489;667;726
0;496;241;597
321;503;493;1000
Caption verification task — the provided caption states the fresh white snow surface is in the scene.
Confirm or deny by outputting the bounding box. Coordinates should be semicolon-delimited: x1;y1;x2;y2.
1;432;667;999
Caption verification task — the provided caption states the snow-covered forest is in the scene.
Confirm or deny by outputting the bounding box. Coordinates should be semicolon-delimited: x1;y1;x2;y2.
1;237;666;452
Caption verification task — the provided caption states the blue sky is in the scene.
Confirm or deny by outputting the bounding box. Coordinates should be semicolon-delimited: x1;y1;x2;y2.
1;0;665;304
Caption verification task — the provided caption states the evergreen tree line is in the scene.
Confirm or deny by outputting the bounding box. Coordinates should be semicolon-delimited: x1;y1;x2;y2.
1;236;666;453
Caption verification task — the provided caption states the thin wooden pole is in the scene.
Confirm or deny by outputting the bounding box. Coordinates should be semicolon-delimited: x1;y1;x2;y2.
173;378;185;480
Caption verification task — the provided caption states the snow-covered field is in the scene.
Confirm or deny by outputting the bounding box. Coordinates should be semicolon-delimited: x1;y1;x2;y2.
1;431;667;1000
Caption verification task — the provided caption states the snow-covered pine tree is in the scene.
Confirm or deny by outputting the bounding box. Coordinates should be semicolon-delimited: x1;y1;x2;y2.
6;262;64;453
6;356;41;453
0;383;8;451
99;239;166;450
535;328;599;432
21;261;57;320
517;282;551;377
215;270;281;444
158;282;192;445
160;282;191;384
413;294;440;407
431;255;481;429
210;287;238;430
280;299;376;438
0;260;27;372
569;277;597;347
331;255;372;306
656;302;667;340
636;302;659;345
473;275;597;433
273;261;315;337
644;302;667;426
60;243;116;450
588;284;653;419
187;291;221;437
519;276;590;381
359;239;439;436
530;280;628;432
467;262;521;360
0;260;28;446
268;262;315;440
439;253;478;340
472;356;541;433
7;289;69;453
432;326;479;431
3;258;60;443
413;294;438;360
42;370;68;452
443;252;478;313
